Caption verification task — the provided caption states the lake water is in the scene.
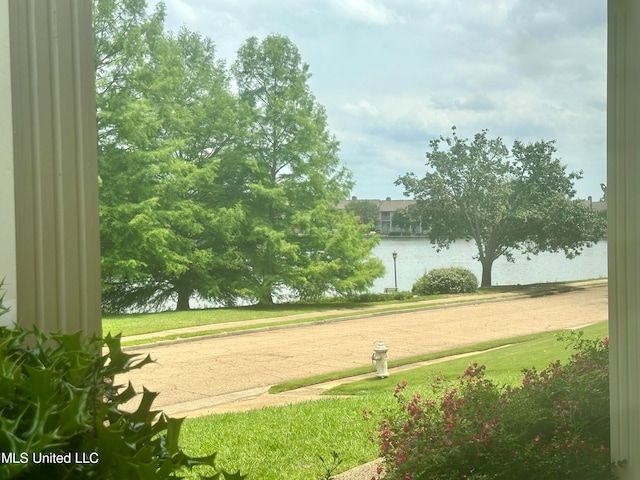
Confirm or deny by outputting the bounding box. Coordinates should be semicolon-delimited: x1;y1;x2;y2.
185;238;607;310
371;238;608;292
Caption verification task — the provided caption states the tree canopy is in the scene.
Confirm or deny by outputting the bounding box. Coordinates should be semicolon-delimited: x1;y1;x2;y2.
344;200;380;228
95;2;383;312
396;127;606;287
230;34;383;304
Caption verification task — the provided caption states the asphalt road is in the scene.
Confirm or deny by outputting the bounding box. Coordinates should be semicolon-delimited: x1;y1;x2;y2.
118;285;608;416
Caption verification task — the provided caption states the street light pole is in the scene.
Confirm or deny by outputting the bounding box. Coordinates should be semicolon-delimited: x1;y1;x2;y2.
392;251;398;290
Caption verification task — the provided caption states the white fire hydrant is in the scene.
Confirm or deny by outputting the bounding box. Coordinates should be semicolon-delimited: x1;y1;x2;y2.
371;341;389;378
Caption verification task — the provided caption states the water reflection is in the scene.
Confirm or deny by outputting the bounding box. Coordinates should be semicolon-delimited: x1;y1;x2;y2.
372;238;607;292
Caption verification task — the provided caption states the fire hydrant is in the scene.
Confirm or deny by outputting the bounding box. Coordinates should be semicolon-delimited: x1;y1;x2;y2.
371;341;389;378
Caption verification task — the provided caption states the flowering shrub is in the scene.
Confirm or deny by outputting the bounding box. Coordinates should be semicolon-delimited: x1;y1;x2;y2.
373;332;616;480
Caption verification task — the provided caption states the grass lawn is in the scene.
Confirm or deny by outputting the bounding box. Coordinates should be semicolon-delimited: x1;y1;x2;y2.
180;396;387;480
104;304;353;337
103;280;604;340
268;332;547;394
325;321;608;396
178;321;608;480
102;297;431;338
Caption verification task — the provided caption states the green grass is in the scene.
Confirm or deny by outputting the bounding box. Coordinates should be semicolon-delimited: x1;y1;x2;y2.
104;296;497;343
180;396;390;480
103;296;437;338
268;332;547;394
325;321;608;396
115;304;453;346
179;321;609;480
104;304;352;337
104;279;606;342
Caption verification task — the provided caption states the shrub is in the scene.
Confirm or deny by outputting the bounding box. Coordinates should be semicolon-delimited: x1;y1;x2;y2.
347;291;414;303
296;290;413;305
373;332;616;480
0;291;243;479
412;267;478;295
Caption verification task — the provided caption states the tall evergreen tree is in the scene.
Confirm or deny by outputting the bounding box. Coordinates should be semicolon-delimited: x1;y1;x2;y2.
231;34;383;304
96;1;243;312
96;7;382;311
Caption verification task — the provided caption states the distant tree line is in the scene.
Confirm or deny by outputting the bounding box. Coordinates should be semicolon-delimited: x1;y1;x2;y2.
94;0;383;312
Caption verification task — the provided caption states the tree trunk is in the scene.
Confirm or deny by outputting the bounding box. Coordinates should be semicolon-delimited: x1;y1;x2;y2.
480;257;494;288
257;282;274;306
176;289;191;311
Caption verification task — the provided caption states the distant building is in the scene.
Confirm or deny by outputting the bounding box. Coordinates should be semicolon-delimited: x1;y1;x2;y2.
339;196;607;235
582;196;607;211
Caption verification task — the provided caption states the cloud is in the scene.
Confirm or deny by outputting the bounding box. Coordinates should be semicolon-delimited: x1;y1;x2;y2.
149;0;607;200
506;0;606;84
163;0;199;24
369;115;433;144
327;0;402;25
341;100;380;117
431;93;496;112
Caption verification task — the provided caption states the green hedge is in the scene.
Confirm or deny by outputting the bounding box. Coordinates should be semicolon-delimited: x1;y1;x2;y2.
412;266;478;295
347;291;414;302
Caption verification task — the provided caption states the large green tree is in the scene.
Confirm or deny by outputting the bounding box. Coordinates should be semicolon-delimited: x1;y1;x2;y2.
344;200;380;228
96;1;243;312
396;127;606;287
391;204;423;234
231;34;383;304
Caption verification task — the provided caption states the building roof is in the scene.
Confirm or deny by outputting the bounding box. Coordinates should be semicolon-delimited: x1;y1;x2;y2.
337;197;416;212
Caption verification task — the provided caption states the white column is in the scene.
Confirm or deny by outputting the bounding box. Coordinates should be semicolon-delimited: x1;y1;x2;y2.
0;0;17;326
5;0;101;335
608;0;640;478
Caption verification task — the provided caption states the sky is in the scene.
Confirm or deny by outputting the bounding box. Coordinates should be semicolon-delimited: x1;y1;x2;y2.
149;0;607;202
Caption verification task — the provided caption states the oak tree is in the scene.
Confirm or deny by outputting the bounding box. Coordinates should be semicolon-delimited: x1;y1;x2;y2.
396;127;606;287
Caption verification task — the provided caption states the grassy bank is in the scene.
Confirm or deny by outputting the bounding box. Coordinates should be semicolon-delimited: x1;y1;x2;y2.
181;396;384;480
179;321;608;480
104;280;605;343
103;295;422;338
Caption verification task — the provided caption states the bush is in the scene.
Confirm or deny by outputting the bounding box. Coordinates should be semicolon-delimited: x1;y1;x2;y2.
0;289;243;480
347;291;414;303
373;332;617;480
412;267;478;295
309;291;414;304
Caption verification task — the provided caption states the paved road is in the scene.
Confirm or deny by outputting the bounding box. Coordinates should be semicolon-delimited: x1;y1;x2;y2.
118;285;607;416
